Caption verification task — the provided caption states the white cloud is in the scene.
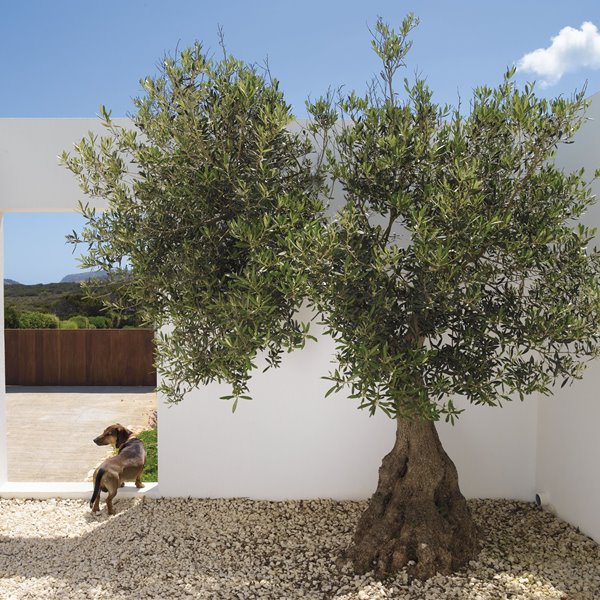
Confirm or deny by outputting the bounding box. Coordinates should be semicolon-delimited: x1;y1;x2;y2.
517;21;600;86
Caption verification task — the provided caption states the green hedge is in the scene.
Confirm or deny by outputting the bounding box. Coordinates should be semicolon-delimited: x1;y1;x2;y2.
19;311;59;329
88;316;111;329
138;428;158;482
7;307;139;330
4;305;20;328
70;315;90;329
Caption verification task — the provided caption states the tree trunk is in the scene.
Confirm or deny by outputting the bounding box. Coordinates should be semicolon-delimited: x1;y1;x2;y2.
346;417;479;579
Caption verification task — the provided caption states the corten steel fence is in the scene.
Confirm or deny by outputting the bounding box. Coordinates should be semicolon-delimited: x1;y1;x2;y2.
5;329;156;386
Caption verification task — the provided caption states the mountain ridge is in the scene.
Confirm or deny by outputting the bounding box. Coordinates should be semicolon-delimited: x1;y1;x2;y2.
4;271;109;286
60;271;109;283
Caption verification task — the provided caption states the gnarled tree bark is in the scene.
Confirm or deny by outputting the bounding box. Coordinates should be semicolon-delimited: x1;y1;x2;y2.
346;417;479;579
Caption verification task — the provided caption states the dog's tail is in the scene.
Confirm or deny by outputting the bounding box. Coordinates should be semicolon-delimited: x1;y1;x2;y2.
90;468;105;509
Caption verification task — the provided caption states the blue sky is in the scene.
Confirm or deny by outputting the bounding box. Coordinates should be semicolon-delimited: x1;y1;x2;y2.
2;0;600;283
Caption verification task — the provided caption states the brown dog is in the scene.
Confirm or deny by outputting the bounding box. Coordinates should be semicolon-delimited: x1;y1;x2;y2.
90;423;146;515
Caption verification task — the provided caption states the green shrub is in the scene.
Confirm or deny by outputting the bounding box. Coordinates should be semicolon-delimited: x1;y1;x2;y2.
53;291;105;320
70;315;90;329
137;428;157;482
19;311;59;329
4;304;20;328
88;316;111;329
59;319;79;329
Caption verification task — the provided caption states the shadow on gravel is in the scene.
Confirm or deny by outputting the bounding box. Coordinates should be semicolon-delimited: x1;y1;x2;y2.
1;498;356;598
0;500;193;598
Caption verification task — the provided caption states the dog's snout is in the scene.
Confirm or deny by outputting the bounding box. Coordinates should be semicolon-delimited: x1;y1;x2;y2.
93;436;102;445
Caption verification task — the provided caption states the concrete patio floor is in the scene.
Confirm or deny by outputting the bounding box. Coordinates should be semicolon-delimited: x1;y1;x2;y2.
6;386;156;482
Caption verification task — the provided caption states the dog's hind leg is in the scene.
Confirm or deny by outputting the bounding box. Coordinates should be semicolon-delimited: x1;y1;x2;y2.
106;491;117;515
90;468;104;513
104;472;120;515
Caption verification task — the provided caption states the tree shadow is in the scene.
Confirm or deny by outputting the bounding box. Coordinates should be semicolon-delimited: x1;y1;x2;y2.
0;499;208;598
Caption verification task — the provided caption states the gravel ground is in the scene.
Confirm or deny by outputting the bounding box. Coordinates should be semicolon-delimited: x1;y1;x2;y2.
0;497;598;599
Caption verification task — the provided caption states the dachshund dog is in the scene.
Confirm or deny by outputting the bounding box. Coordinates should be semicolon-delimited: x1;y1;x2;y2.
90;423;146;515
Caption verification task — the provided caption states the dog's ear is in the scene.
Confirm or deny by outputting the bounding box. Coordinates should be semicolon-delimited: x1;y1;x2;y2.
115;425;132;449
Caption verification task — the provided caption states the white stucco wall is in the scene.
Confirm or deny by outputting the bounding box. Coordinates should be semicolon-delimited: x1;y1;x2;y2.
156;315;539;501
438;397;538;501
0;118;129;212
535;91;600;542
536;376;600;542
157;391;539;502
157;320;396;501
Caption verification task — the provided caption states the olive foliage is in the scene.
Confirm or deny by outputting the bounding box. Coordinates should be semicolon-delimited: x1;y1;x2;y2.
306;15;600;422
63;44;323;406
63;19;600;423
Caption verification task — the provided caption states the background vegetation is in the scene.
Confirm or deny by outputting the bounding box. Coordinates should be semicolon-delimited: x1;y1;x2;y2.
137;428;158;482
4;282;144;329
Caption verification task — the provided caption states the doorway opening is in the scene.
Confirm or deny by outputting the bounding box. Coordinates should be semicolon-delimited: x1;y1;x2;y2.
4;212;157;485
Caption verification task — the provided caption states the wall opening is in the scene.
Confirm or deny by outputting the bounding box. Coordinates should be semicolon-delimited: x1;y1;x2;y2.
3;212;157;485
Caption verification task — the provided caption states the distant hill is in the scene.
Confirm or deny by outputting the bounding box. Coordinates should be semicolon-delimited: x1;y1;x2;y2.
5;281;86;315
4;280;142;327
4;279;20;285
60;271;109;283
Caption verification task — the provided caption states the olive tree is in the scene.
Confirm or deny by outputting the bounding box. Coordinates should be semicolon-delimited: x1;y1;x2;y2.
304;15;600;578
62;44;323;408
63;19;600;581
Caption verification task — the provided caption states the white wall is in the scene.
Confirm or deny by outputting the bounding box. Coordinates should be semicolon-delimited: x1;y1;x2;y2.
157;326;396;500
536;374;600;541
551;96;600;242
157;314;539;501
534;91;600;542
438;397;538;501
0;118;129;212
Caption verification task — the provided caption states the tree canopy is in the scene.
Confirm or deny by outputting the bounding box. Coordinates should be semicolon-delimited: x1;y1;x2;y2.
306;16;600;422
64;16;600;422
63;44;324;407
